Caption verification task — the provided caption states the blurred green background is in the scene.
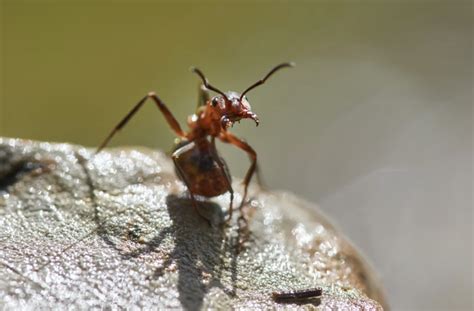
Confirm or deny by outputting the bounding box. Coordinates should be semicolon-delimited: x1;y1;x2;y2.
1;1;472;310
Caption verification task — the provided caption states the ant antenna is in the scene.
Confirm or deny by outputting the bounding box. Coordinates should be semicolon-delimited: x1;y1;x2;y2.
191;67;229;101
240;62;294;101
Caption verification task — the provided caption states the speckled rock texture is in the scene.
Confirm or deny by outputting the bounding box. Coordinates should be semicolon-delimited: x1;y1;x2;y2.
0;137;386;310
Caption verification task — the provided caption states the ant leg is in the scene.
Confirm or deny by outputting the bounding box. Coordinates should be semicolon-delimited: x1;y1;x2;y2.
197;83;210;108
171;143;210;225
219;133;256;251
255;162;267;190
97;92;186;153
210;137;234;223
219;132;256;212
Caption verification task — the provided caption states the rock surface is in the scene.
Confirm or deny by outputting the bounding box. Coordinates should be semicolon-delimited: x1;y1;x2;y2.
0;137;386;310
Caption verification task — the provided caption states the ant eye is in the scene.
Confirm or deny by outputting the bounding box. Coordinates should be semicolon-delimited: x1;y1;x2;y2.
211;98;219;107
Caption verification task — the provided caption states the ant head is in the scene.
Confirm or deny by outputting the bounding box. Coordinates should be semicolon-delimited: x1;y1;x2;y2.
209;91;259;129
191;62;294;129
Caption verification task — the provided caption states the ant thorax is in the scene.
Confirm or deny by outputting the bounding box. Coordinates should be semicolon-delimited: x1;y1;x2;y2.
185;107;221;139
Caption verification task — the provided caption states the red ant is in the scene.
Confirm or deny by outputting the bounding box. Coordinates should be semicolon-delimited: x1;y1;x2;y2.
96;62;293;223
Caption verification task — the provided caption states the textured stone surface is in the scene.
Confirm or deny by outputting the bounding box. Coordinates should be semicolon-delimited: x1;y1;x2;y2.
0;137;386;310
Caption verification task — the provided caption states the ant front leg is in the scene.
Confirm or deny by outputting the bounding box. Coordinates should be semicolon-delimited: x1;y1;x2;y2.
219;132;257;252
97;92;186;153
219;132;257;212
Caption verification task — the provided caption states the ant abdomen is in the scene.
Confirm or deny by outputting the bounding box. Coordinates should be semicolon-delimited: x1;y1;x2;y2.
172;139;231;198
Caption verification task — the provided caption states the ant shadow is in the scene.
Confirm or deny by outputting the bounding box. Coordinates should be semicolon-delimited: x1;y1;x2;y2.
76;154;240;310
97;194;239;311
78;155;244;310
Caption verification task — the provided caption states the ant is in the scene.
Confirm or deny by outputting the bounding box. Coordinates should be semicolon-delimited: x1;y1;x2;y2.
96;62;293;223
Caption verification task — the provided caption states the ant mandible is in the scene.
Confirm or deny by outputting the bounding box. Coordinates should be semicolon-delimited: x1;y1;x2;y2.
96;62;293;223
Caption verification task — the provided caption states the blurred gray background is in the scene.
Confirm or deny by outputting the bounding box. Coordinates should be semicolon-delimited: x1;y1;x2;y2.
1;1;472;310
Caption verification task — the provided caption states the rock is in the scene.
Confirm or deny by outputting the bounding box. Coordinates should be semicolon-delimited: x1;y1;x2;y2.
0;137;386;310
